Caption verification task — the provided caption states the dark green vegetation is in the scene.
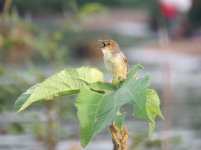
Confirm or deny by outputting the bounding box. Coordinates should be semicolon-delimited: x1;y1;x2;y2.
189;0;201;28
13;0;157;12
12;0;201;31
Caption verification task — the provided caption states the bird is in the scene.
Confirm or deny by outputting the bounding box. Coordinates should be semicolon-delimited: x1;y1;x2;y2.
98;39;128;80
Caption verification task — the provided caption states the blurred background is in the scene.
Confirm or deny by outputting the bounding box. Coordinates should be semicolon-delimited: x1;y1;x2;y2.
0;0;201;150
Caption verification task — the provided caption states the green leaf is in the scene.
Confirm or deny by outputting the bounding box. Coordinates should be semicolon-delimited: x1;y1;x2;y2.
76;85;114;147
146;89;164;135
16;67;104;112
14;84;40;110
126;64;144;82
89;81;117;92
76;74;150;147
115;113;126;129
122;75;150;120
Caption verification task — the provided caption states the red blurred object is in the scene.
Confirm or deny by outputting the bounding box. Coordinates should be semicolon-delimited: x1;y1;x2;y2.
159;4;177;18
158;1;177;18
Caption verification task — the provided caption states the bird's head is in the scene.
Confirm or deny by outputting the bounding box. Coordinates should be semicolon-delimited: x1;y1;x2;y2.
98;39;120;52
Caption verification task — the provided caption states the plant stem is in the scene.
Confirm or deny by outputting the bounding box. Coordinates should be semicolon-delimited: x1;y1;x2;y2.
109;122;128;150
45;101;56;150
3;0;12;14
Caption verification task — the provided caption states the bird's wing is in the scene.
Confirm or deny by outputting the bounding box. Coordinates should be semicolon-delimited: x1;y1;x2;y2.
120;51;128;72
112;51;128;70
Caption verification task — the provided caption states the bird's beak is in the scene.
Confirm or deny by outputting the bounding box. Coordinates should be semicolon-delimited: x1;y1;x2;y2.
98;40;105;49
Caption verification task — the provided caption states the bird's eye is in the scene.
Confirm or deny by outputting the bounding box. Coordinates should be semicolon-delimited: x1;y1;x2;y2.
102;42;106;47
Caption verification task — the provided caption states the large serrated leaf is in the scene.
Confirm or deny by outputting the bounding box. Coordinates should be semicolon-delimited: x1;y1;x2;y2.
15;67;104;112
76;73;150;147
146;89;164;135
122;75;150;120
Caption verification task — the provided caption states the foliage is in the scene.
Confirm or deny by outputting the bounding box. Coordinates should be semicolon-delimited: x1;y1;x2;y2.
12;0;201;30
76;65;163;147
8;122;25;134
146;89;164;135
14;67;103;111
188;1;201;29
15;65;163;147
80;2;106;16
0;83;28;111
129;132;162;149
0;10;67;64
76;75;149;147
13;0;156;12
0;11;67;112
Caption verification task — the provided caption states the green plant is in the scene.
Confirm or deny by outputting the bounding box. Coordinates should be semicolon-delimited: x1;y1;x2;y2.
0;10;67;65
14;64;163;149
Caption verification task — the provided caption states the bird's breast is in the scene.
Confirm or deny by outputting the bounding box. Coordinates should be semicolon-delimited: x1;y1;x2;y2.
101;50;112;70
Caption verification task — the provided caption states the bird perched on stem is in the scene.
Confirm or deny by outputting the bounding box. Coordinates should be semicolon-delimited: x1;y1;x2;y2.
99;39;128;81
99;39;129;149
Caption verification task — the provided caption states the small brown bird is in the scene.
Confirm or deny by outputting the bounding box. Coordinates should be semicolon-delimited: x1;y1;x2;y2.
99;39;128;80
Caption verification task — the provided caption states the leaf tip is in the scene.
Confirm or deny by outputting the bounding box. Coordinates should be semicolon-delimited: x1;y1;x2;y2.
80;139;89;148
17;103;30;112
17;107;24;113
159;113;165;120
135;63;144;69
14;98;24;112
144;74;151;85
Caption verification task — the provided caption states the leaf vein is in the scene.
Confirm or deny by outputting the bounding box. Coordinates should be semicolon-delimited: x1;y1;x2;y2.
122;87;147;117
